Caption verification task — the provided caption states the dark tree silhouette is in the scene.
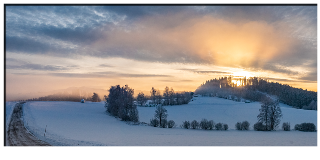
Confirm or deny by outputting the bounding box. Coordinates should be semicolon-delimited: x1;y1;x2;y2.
137;92;147;106
195;76;317;110
154;105;168;126
92;92;101;102
163;86;170;106
105;85;138;122
257;98;282;131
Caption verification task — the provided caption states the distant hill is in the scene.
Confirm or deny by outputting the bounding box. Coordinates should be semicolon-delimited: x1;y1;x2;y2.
195;77;317;110
15;86;108;102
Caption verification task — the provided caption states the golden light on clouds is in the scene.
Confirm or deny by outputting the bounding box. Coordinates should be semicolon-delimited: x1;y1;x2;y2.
93;14;297;69
5;6;317;101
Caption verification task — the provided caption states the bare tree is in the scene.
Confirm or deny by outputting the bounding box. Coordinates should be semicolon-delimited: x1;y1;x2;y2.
163;86;170;106
169;87;175;105
150;87;157;105
137;92;147;106
257;98;282;131
154;105;168;126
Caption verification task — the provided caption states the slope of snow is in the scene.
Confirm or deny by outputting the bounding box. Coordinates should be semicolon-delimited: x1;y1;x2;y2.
5;101;17;130
139;97;317;130
22;97;317;146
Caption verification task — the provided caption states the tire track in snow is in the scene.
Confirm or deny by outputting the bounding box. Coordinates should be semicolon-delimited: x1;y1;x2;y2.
6;102;51;146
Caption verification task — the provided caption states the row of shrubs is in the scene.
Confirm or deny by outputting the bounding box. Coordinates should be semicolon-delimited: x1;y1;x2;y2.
149;118;316;132
235;121;250;130
180;119;229;130
150;118;175;128
253;122;316;132
235;121;316;132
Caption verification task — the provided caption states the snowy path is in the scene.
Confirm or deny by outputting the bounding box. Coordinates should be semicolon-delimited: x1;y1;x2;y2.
6;102;51;146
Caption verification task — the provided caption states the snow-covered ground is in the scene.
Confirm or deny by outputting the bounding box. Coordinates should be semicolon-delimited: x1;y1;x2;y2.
5;101;17;130
20;97;317;146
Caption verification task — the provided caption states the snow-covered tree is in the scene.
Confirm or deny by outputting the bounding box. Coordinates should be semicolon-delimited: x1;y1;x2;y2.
150;118;159;127
154;105;168;126
191;120;199;129
167;120;175;128
282;122;290;131
106;85;138;122
215;123;223;130
181;120;190;129
241;121;250;130
257;98;282;131
200;119;209;130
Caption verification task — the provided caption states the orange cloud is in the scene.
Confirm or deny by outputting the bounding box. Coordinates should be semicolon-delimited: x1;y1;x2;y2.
93;13;297;69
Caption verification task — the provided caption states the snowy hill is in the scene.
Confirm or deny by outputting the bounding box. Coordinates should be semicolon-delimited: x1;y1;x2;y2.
11;97;317;146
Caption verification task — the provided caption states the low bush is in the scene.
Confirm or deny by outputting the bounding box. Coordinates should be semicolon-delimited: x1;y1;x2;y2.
254;122;266;131
167;120;175;128
181;120;190;129
299;123;316;132
235;122;242;130
160;119;168;128
236;121;250;130
282;122;290;131
241;121;250;130
208;120;215;130
215;123;223;130
294;124;301;131
191;120;199;129
223;124;228;130
150;118;159;127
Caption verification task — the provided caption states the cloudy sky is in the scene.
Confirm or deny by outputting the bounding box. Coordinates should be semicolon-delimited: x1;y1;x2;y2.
5;5;317;101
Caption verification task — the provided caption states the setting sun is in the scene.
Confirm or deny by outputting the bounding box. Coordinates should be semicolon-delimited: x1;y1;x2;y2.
232;80;241;86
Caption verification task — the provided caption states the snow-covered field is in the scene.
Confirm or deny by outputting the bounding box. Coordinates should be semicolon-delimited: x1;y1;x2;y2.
17;97;317;146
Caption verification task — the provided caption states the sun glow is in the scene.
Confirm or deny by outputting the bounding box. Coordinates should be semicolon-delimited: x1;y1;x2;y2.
233;71;253;78
231;80;241;86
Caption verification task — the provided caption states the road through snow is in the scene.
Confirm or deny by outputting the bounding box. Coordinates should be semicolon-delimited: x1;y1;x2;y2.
6;102;51;146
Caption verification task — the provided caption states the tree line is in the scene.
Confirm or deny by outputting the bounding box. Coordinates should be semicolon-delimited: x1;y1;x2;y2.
21;92;101;102
105;85;193;122
136;86;193;107
195;77;317;110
